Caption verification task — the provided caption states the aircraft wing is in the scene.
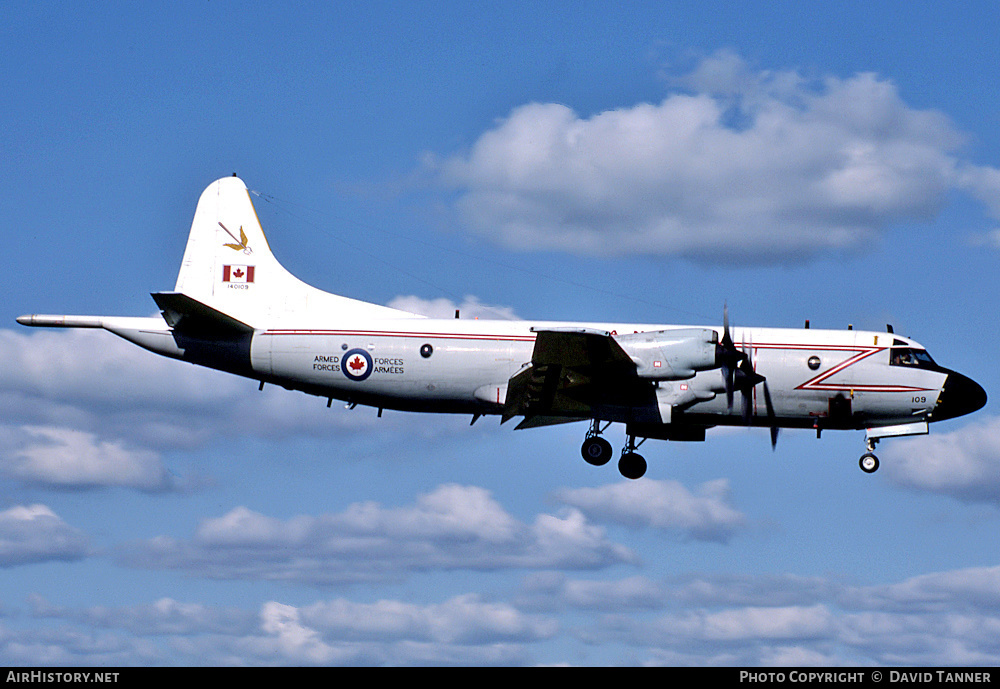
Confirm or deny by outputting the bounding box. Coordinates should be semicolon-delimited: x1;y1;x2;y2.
502;328;647;428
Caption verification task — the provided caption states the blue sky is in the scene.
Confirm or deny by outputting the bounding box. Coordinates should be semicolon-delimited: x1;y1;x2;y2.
2;1;1000;666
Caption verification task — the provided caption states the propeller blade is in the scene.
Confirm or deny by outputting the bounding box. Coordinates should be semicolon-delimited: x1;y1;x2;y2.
723;362;735;411
740;333;759;424
717;304;744;411
722;303;732;348
763;381;779;450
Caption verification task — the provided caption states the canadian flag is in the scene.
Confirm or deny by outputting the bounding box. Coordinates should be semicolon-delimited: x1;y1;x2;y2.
222;265;255;283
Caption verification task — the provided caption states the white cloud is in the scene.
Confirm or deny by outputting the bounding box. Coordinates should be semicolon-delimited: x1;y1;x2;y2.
1;425;176;492
0;504;88;567
430;51;999;264
552;478;747;542
300;594;557;645
29;595;257;637
387;295;520;320
519;572;667;611
118;483;636;584
967;228;1000;249
0;314;515;455
881;415;1000;504
662;604;835;642
9;563;1000;665
844;564;1000;613
0;326;452;458
563;566;1000;665
256;602;346;665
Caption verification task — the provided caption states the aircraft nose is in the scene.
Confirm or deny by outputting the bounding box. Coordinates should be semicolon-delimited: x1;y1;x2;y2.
935;370;988;421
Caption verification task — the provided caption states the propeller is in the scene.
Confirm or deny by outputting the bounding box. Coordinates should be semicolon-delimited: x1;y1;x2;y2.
716;305;780;450
717;304;743;412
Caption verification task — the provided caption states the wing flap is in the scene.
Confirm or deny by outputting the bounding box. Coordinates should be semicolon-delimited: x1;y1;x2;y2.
503;329;642;425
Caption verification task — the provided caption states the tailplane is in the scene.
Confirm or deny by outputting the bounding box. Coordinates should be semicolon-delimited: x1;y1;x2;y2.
169;175;421;327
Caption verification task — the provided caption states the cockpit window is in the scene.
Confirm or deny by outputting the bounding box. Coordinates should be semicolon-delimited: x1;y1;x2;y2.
890;347;938;369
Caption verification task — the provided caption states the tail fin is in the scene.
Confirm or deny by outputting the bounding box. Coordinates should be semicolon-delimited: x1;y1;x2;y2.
169;176;420;327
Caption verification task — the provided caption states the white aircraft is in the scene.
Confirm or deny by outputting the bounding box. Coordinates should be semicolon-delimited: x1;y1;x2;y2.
18;176;987;479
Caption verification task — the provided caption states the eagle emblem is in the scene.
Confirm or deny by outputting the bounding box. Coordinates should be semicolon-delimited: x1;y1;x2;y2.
219;222;253;255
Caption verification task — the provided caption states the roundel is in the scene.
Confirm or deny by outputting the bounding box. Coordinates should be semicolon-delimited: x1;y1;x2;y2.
342;349;373;381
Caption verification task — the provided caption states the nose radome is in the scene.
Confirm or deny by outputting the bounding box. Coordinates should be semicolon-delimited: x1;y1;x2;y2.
935;371;988;421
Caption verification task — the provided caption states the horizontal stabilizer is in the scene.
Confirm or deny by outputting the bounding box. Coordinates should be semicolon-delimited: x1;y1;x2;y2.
16;314;103;328
151;292;253;336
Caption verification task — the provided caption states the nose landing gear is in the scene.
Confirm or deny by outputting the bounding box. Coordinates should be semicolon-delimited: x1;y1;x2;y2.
859;437;880;473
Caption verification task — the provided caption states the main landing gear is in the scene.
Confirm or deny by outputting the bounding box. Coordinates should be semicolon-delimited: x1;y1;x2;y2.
859;437;880;473
580;421;647;480
581;420;613;466
618;435;647;480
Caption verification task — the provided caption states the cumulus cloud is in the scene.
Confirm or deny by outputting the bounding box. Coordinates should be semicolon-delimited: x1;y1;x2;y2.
552;478;747;542
117;483;635;584
844;564;1000;614
656;604;836;642
29;595;257;637
519;573;668;611
430;50;1000;264
19;594;552;665
9;563;1000;665
0;425;176;492
299;594;557;645
562;566;1000;666
0;504;88;567
386;295;520;320
881;415;1000;504
0;327;387;450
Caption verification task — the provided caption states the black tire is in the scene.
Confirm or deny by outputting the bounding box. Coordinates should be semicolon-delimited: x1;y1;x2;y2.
618;452;647;480
859;452;880;473
581;437;613;466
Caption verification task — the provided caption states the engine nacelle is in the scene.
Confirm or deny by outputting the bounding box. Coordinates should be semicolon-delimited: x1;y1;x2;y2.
615;328;719;380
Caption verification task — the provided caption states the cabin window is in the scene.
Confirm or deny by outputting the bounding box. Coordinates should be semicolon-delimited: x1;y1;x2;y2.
890;347;937;369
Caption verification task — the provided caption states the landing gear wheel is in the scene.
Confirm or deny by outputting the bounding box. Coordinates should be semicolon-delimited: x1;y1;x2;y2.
859;452;880;474
618;452;647;480
581;436;613;466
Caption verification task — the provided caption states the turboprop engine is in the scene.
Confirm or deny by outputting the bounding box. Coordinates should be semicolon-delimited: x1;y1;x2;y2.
614;328;720;380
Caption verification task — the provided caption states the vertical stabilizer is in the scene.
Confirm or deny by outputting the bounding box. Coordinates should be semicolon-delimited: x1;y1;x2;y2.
171;176;421;327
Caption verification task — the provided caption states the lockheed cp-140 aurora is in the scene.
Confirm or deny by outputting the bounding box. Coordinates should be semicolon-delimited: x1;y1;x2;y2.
18;176;987;479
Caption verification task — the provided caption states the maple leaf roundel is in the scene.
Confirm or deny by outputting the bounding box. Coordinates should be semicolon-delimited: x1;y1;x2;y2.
341;349;374;382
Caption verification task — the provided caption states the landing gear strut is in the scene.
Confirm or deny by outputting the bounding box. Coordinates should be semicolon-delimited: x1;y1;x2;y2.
581;420;612;466
859;437;880;473
618;434;647;480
